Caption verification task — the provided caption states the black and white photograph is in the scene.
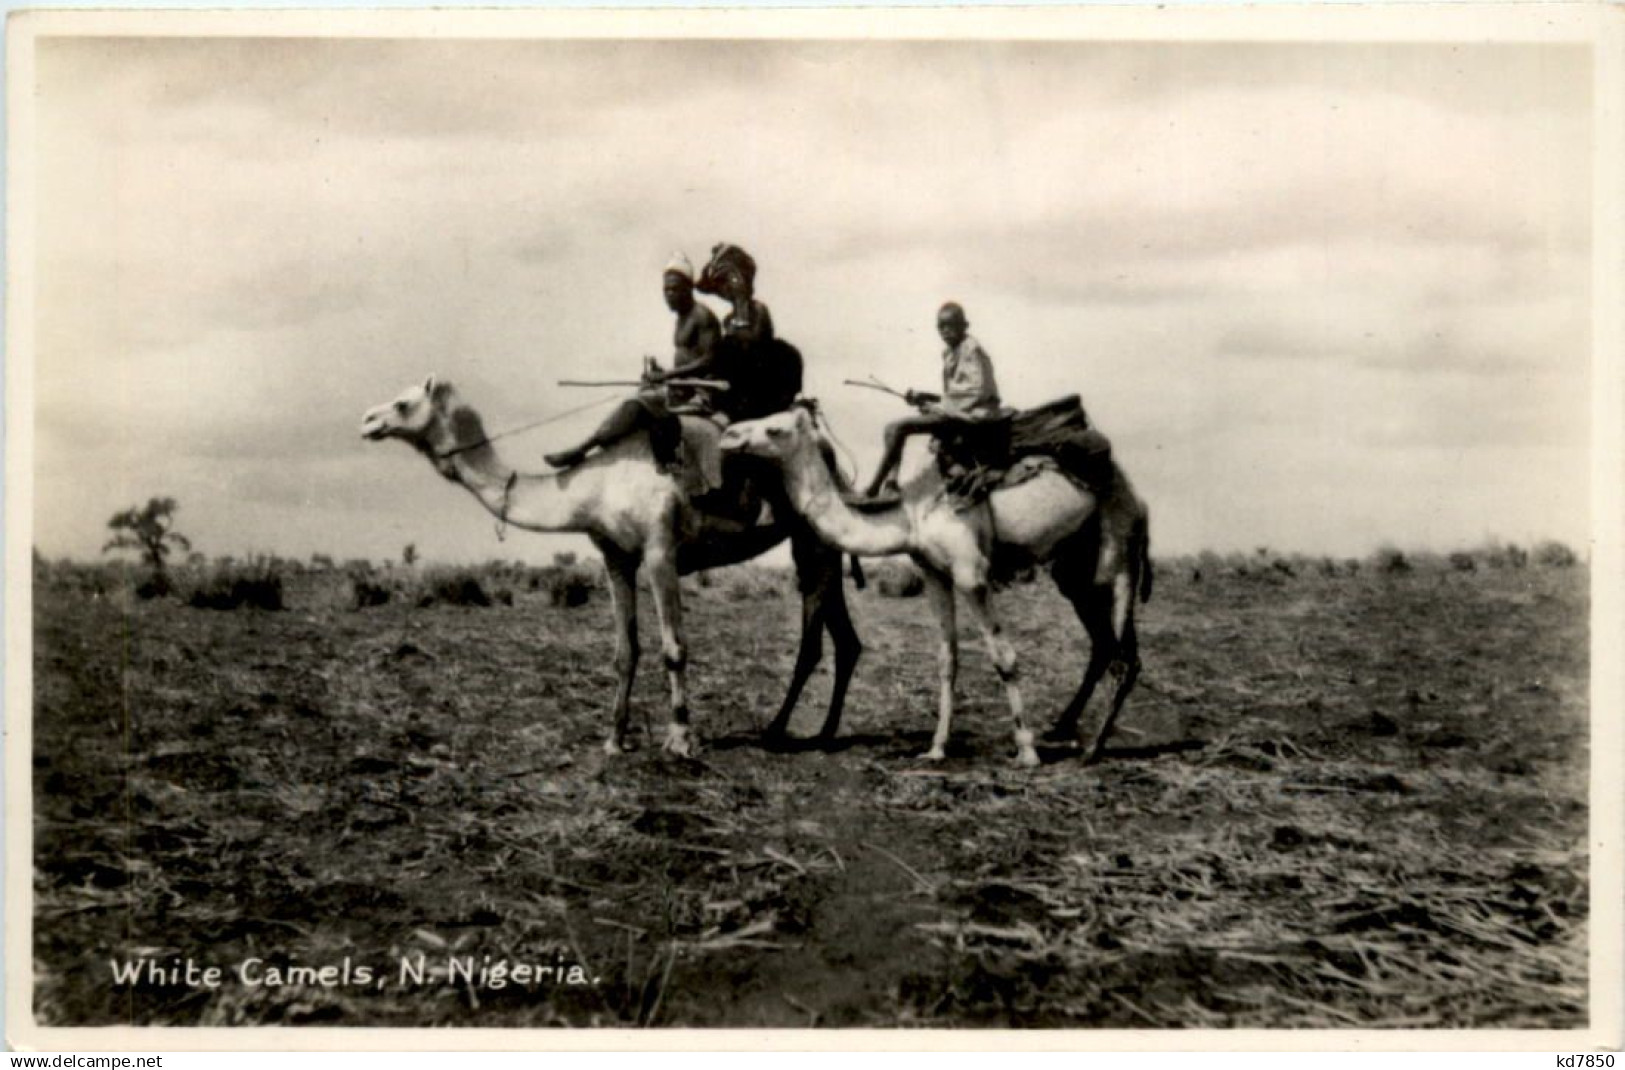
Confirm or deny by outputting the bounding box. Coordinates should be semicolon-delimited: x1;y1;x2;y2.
6;6;1621;1047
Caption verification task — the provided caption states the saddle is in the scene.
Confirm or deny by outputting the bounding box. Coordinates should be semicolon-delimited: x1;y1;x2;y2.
935;394;1114;510
650;414;767;527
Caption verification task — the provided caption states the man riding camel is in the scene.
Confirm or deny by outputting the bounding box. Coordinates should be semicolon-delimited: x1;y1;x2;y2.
545;245;801;470
544;252;723;470
696;242;803;423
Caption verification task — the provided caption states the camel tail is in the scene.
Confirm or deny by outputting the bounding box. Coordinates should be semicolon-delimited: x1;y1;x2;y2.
850;555;867;590
1137;514;1154;604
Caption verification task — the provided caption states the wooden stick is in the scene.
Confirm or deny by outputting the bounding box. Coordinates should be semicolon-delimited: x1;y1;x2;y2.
558;378;730;390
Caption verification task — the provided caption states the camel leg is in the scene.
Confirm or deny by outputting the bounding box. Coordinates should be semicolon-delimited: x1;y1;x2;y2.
644;549;695;758
1040;578;1118;738
764;529;831;742
795;532;861;746
1043;532;1110;746
1045;599;1114;745
818;562;862;745
1085;587;1141;764
595;542;641;755
763;591;823;743
959;580;1037;768
919;565;958;763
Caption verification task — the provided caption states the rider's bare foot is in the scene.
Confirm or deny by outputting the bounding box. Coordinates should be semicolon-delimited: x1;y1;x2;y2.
545;447;589;470
846;479;902;508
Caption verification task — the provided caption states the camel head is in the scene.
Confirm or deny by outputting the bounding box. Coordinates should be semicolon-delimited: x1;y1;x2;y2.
718;405;820;466
361;376;487;478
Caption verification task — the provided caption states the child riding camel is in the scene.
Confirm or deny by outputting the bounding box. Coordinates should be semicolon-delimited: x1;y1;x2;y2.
859;301;1004;500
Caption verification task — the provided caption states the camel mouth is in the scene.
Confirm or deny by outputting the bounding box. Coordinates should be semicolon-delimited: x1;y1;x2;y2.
360;417;390;441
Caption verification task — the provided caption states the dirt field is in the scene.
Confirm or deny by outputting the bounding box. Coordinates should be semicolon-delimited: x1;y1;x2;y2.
31;556;1590;1028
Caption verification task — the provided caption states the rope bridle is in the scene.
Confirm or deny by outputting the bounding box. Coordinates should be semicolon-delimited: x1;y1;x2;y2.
493;470;519;542
795;397;860;488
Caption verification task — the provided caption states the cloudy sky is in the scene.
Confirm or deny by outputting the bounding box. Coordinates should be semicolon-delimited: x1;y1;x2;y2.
28;34;1594;564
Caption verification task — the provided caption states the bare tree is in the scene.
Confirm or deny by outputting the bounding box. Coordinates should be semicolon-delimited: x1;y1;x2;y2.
103;497;192;577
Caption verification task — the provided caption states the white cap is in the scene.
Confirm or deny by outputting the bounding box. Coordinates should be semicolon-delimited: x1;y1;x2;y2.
664;252;694;280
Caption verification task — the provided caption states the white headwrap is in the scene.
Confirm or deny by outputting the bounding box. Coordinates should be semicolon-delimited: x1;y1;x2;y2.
664;252;694;280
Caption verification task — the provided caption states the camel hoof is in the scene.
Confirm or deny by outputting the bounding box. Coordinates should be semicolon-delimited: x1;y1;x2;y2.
1012;728;1040;769
1041;725;1080;746
663;725;695;758
602;737;627;756
921;747;947;763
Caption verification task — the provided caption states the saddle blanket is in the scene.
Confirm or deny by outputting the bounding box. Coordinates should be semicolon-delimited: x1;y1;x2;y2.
674;415;728;498
651;415;766;527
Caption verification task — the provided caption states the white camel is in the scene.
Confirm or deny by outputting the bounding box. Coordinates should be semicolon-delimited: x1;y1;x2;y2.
720;404;1151;768
360;377;862;756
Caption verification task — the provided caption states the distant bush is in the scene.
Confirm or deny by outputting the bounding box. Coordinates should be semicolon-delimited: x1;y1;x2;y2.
1373;547;1412;574
553;551;578;567
417;567;493;608
351;575;392;609
187;557;285;611
545;565;597;608
1476;543;1526;570
1533;541;1578;568
1448;551;1478;573
875;562;925;598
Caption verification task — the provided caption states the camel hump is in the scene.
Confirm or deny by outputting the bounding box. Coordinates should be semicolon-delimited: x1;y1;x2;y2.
987;467;1101;555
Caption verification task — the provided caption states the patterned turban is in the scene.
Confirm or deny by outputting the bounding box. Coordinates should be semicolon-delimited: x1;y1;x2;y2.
697;243;757;295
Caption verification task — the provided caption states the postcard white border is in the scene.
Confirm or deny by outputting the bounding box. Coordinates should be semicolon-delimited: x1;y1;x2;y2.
6;3;1622;1053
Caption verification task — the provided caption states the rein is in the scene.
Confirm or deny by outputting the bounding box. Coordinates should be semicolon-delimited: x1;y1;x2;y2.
435;392;627;462
799;398;860;489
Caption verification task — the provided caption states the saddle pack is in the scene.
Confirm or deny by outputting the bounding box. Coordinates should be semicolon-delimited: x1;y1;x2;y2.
935;394;1115;509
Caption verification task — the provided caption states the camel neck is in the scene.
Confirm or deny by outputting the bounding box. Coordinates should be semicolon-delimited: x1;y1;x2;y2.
445;444;591;533
783;442;912;557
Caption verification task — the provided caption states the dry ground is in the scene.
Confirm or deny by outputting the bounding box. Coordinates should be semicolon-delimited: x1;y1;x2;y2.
31;559;1589;1028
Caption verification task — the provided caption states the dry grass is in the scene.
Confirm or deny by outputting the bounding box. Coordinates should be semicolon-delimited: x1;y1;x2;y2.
30;558;1589;1028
